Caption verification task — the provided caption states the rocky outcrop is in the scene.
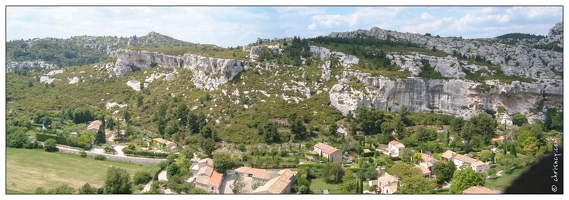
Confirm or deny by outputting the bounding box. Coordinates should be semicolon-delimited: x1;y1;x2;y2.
109;49;250;91
329;70;563;123
328;23;563;82
309;45;359;67
6;60;59;72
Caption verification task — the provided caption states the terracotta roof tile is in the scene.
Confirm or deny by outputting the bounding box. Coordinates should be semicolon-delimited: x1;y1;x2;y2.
208;170;223;188
314;142;341;155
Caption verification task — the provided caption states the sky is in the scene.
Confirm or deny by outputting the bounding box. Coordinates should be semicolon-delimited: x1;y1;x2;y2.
5;4;564;48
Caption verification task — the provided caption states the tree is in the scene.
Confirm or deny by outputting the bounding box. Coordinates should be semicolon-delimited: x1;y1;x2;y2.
432;161;456;184
175;103;189;127
230;174;245;194
42;116;52;129
95;118;106;144
322;162;345;182
213;152;235;173
104;166;133;194
398;175;436;194
200;125;214;139
7;130;30;148
479;150;493;162
133;171;152;185
400;148;414;162
512;113;528;126
188;187;208;194
412;153;422;164
387;162;421;179
449;168;485;194
123;110;131;125
291;119;307;139
78;183;97;194
167;163;180;179
52;184;76;194
44;138;58;152
200;137;216;158
328;121;339;136
341;170;358;194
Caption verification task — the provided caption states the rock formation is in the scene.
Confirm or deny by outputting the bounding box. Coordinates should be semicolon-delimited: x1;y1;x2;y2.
109;49;250;91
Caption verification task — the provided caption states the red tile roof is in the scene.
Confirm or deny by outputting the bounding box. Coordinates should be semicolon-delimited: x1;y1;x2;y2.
208;170;223;188
314;142;341;155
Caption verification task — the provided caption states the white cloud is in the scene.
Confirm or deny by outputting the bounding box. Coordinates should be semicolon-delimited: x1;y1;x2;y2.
307;23;317;30
420;12;433;20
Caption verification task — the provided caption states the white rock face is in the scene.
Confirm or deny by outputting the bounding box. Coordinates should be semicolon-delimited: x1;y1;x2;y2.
6;60;58;72
39;76;56;84
110;49;248;91
106;102;127;110
68;77;79;84
46;69;64;76
126;79;142;91
309;45;359;67
329;70;563;122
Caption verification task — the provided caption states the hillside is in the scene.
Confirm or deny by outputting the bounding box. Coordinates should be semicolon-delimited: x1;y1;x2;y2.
6;22;563;155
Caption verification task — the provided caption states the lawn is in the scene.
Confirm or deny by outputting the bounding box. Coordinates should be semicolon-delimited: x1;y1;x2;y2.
485;166;530;192
309;178;343;194
6;148;154;194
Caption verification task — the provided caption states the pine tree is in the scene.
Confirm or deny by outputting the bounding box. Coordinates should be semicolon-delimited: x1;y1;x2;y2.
95;116;106;144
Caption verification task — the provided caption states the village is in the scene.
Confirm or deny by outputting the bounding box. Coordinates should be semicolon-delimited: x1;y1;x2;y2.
53;120;504;194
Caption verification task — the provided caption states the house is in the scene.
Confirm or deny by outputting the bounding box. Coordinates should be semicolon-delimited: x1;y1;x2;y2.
384;140;405;157
442;150;490;173
153;138;178;149
193;158;224;194
418;152;438;174
416;165;431;178
252;169;297;194
313;142;342;163
377;172;399;194
235;167;279;184
87;120;102;132
463;186;501;194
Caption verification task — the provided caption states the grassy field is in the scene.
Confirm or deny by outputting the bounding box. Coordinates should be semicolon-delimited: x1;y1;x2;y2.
485;166;530;191
309;178;343;194
6;148;154;194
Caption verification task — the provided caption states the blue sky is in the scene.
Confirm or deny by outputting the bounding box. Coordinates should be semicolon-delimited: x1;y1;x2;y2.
6;5;564;47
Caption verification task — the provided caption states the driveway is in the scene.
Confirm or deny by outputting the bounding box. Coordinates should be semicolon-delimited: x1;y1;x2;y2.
158;170;168;182
220;170;235;194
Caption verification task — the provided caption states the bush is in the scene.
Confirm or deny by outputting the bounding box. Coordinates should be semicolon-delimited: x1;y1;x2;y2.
44;139;58;152
133;171;153;185
512;113;528;126
237;143;246;152
36;133;67;145
94;155;107;161
79;150;88;158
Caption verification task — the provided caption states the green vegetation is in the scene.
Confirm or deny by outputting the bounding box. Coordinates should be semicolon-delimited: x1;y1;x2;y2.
6;148;151;193
485;166;530;191
309;178;343;194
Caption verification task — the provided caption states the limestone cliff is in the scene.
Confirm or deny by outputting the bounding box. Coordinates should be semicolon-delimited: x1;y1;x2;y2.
107;49;250;91
329;70;563;123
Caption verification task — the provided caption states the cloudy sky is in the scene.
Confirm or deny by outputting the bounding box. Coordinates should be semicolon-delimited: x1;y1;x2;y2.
5;5;564;47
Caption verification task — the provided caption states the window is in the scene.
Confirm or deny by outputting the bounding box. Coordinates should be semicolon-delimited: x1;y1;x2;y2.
212;186;214;190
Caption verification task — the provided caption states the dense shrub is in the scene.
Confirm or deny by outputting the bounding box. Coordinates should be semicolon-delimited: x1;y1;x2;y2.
36;133;67;145
44;139;58;152
94;155;107;161
133;171;153;185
